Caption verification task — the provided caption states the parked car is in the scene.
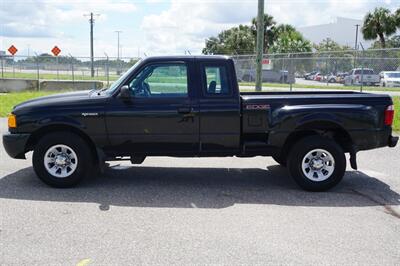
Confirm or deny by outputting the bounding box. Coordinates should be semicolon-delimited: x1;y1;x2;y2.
335;73;348;84
344;68;380;86
239;69;295;84
295;72;304;78
304;71;317;80
325;74;337;83
314;73;323;81
379;71;400;87
3;56;398;191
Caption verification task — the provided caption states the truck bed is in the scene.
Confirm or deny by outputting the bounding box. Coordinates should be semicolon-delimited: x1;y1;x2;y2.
240;91;391;104
239;90;393;153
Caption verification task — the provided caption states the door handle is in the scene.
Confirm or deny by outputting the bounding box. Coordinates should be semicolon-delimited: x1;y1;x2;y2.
177;106;193;114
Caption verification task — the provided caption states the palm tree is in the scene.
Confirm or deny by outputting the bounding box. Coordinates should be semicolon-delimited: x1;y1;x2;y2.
251;14;276;53
273;24;296;37
362;7;397;48
395;8;400;27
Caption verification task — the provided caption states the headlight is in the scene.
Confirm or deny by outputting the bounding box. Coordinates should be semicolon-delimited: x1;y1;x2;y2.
8;114;17;128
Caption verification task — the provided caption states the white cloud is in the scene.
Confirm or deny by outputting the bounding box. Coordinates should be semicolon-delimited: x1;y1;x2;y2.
141;0;258;54
140;0;399;55
0;0;137;38
1;0;398;56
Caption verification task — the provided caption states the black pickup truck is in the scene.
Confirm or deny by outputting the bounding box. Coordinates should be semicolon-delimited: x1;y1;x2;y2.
3;56;398;191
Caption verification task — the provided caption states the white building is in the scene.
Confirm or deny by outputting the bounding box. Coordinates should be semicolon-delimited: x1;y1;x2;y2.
298;17;373;48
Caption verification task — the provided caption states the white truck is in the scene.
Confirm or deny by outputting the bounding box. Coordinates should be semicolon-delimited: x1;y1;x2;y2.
379;71;400;87
344;68;380;86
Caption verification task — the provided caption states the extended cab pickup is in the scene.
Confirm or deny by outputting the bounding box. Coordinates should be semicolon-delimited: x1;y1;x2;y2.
3;56;398;191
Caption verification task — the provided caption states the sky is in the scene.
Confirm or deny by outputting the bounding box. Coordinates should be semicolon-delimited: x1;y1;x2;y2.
0;0;398;58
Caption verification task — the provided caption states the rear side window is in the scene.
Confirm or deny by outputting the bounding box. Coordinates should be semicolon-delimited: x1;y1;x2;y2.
354;69;374;75
364;69;374;74
203;65;231;96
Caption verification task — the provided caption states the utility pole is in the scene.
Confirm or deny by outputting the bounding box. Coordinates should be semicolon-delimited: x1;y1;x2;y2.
354;24;360;68
84;12;99;77
115;30;122;74
354;24;360;50
255;0;264;91
115;30;122;60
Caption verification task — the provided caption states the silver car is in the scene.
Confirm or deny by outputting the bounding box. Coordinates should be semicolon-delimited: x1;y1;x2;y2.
379;71;400;87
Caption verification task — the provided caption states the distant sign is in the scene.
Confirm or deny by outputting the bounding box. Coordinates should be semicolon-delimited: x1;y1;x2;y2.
8;45;18;56
262;58;273;70
51;46;61;56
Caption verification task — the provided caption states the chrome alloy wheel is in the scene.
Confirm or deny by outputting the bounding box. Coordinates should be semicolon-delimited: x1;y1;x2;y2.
44;144;78;178
301;149;335;182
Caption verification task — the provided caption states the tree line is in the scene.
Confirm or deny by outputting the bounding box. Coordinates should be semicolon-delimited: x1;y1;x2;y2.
202;7;400;55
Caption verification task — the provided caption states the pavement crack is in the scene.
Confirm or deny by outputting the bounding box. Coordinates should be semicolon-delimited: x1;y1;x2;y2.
351;189;400;219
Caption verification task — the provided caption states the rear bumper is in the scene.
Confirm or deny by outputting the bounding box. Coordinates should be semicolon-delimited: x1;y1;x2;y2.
349;128;398;151
389;135;399;148
2;133;30;159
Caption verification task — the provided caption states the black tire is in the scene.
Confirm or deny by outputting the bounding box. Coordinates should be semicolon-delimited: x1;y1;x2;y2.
272;154;287;167
32;132;93;188
287;136;346;191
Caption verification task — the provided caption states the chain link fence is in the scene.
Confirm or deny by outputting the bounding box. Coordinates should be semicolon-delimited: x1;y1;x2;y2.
1;48;400;91
0;55;140;91
232;48;400;91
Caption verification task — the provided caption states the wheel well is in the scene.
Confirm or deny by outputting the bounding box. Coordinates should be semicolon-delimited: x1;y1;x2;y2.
26;124;99;163
281;122;353;158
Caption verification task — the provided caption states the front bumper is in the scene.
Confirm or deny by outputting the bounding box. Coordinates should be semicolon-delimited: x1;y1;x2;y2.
389;135;399;148
2;133;31;159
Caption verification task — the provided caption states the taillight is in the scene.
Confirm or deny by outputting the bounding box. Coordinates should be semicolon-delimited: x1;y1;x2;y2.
384;105;394;126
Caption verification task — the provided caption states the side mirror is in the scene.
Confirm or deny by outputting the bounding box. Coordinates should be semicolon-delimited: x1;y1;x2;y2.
119;85;131;100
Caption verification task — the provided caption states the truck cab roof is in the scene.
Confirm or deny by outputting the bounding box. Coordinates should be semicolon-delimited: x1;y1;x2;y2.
141;55;231;63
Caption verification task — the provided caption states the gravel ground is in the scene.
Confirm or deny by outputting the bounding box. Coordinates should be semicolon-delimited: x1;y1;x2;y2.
0;118;399;265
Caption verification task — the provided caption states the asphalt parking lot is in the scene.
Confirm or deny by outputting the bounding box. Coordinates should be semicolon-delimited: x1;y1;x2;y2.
0;118;399;265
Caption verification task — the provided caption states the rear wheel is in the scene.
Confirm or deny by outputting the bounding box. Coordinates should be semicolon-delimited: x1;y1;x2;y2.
287;136;346;191
33;132;93;188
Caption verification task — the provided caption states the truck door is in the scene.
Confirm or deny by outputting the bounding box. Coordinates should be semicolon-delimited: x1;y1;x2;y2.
105;61;199;155
198;61;241;154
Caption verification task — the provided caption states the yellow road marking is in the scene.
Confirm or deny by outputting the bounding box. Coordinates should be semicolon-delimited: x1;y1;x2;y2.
76;258;91;266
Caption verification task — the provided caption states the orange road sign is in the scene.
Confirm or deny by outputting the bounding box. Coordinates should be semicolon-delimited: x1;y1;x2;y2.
51;46;61;56
8;45;18;55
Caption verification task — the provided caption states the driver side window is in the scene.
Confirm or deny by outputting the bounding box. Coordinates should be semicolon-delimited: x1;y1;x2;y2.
129;63;188;98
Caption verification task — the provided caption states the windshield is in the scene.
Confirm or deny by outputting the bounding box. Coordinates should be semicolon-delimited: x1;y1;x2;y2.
387;72;400;78
104;59;142;94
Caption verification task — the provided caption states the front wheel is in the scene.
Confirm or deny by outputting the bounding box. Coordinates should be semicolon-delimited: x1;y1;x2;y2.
287;136;346;191
272;154;287;167
33;132;93;188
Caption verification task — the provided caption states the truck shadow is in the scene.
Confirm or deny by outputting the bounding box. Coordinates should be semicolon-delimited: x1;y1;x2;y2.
0;165;399;211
